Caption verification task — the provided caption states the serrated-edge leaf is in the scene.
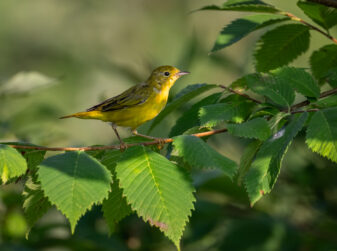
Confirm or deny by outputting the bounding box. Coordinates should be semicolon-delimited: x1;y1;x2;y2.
310;44;337;81
23;177;52;238
227;118;271;140
237;140;262;186
306;108;337;163
115;146;195;249
212;14;289;52
148;84;216;133
2;142;46;171
272;67;320;98
198;0;280;13
38;151;112;233
0;144;27;183
169;93;222;137
244;113;308;205
245;74;295;108
254;24;310;72
297;1;337;30
173;135;238;179
199;101;253;127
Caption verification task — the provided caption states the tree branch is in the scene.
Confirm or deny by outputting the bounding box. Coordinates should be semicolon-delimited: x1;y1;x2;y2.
5;88;337;152
282;12;337;44
289;87;337;111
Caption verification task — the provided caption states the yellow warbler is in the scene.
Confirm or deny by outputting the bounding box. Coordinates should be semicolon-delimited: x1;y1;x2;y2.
60;65;189;145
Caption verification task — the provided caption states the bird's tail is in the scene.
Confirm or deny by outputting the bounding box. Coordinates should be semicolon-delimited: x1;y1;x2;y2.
59;111;90;119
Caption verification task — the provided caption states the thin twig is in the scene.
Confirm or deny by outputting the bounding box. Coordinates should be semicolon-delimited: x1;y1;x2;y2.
289;87;337;111
218;84;262;104
282;12;337;44
7;128;229;151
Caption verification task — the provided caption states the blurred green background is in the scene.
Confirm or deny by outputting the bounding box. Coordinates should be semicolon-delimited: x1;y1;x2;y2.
0;0;336;250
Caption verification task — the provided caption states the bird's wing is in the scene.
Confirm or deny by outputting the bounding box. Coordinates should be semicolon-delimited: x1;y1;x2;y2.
86;83;150;112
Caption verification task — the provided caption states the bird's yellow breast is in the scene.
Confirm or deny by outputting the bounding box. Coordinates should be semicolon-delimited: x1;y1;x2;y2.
95;86;170;129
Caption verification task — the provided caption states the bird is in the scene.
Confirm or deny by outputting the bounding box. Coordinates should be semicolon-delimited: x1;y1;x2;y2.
60;65;189;147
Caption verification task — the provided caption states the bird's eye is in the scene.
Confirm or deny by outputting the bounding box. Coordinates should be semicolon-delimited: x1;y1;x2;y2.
164;71;170;76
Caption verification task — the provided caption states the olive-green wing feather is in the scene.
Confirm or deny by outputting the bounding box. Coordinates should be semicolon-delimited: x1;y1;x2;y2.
86;83;150;112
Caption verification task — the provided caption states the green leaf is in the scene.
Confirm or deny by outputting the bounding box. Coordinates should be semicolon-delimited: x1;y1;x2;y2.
173;135;238;179
148;84;216;133
115;146;195;249
237;140;262;186
310;45;337;82
271;67;320;98
23;177;52;238
254;24;310;72
227;118;271;140
211;14;289;52
0;71;57;96
244;113;308;206
2;142;46;171
325;67;337;88
169;93;222;137
246;74;295;108
199;0;280;13
199;100;253;127
297;1;337;30
37;151;112;233
306;108;337;163
100;150;132;234
0;144;27;183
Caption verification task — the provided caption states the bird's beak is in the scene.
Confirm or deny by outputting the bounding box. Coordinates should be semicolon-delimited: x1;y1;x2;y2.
176;71;190;76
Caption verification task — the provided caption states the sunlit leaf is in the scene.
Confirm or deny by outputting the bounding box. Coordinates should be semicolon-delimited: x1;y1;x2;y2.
38;151;112;233
306;108;337;163
0;144;27;183
115;146;195;249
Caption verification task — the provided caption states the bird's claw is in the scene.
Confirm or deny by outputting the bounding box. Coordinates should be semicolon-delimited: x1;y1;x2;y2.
119;143;128;152
155;138;166;149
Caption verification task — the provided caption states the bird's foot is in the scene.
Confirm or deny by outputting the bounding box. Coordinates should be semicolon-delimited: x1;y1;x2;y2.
132;130;157;140
119;142;128;152
132;130;166;149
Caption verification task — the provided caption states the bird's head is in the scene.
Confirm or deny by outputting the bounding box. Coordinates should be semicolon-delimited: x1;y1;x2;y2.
147;65;189;89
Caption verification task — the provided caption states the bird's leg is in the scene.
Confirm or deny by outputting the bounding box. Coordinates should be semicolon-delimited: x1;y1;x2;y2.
132;129;166;147
111;124;127;151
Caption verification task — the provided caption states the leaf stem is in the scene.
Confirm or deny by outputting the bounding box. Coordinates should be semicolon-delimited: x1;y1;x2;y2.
282;12;337;44
218;84;262;104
